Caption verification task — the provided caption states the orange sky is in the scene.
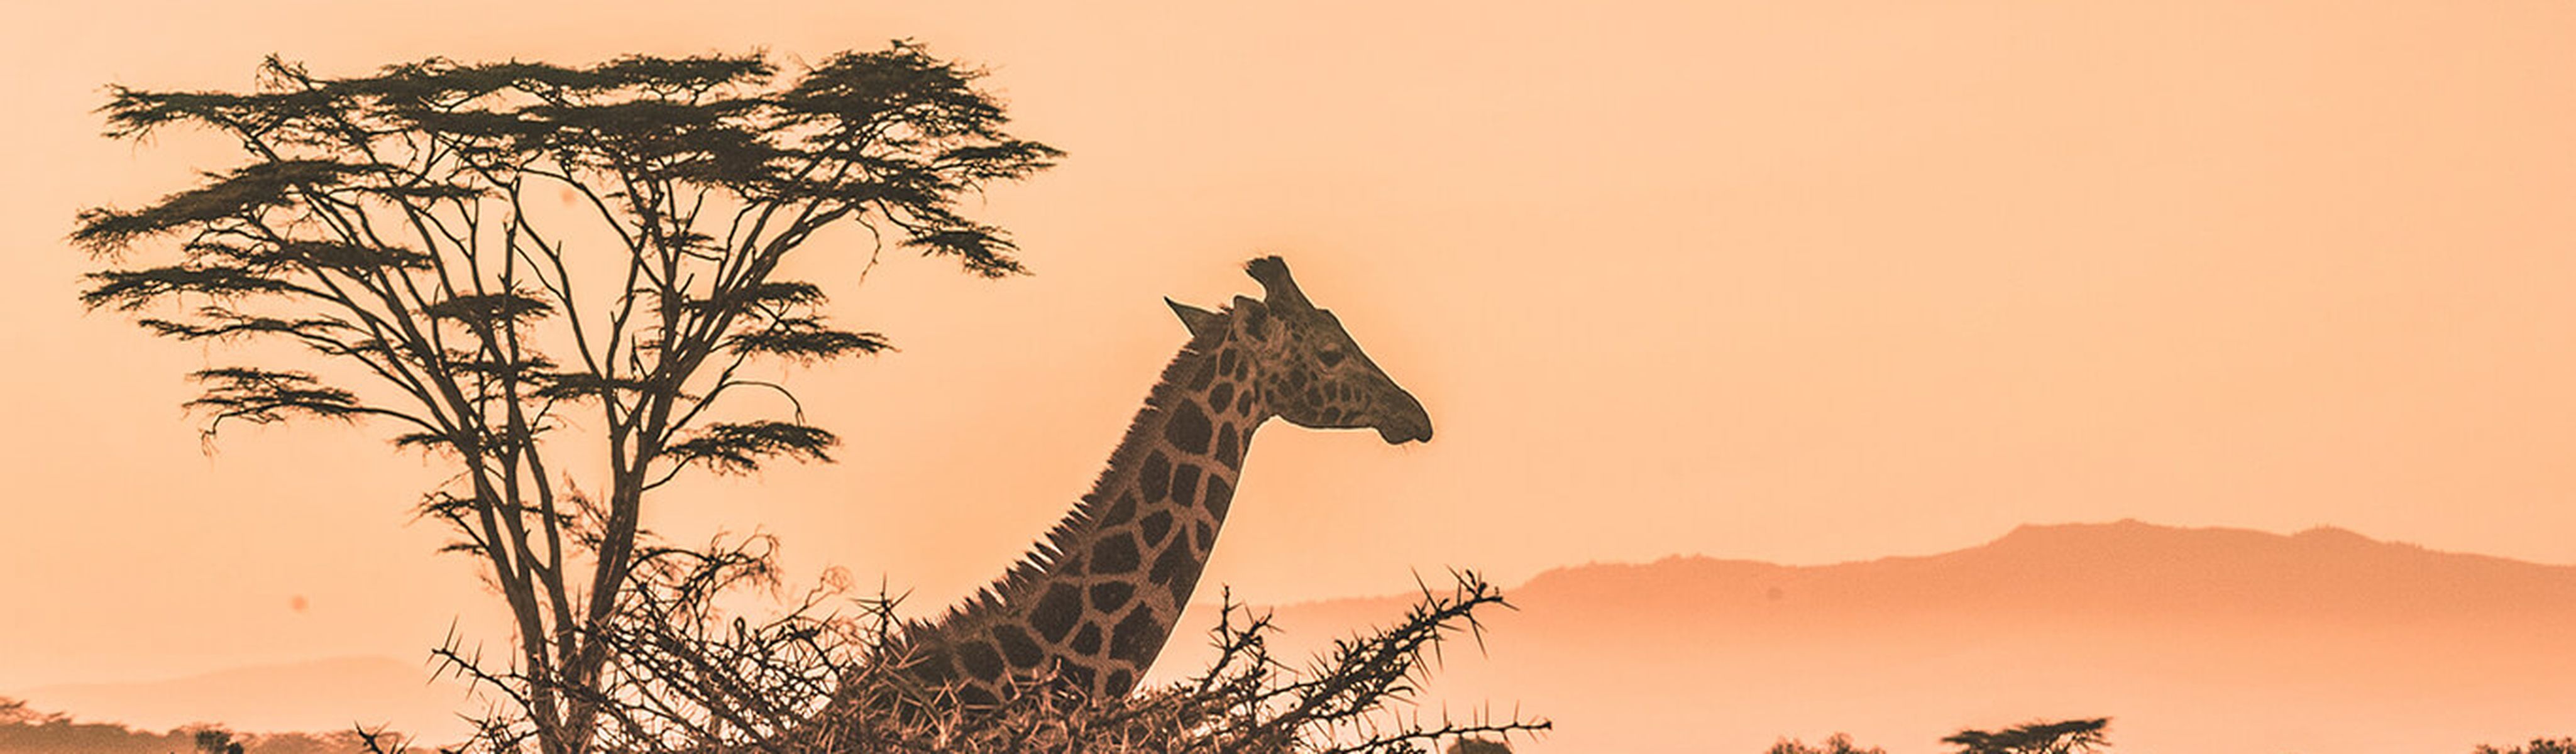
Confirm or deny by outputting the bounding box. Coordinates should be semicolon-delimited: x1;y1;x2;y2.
4;0;2574;713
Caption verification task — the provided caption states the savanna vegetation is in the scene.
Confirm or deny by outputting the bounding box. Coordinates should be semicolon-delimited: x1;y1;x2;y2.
1767;720;2575;754
2478;740;2576;754
1766;733;1885;754
1771;718;2105;754
1940;718;2109;754
0;697;363;754
1772;715;2112;751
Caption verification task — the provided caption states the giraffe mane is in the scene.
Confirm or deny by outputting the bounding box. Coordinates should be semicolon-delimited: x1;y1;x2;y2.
923;300;1237;631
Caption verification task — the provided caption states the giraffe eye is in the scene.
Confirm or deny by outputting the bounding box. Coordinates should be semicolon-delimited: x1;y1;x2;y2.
1318;349;1345;366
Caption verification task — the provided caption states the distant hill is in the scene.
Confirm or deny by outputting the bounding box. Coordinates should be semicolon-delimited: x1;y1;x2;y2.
7;656;468;745
1160;520;2576;754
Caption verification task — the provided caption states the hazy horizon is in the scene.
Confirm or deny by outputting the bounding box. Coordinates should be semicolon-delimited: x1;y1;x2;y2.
14;518;2575;753
0;515;2533;691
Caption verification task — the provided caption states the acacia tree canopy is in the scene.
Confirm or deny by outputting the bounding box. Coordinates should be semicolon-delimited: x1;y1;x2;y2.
1942;718;2111;754
73;41;1057;754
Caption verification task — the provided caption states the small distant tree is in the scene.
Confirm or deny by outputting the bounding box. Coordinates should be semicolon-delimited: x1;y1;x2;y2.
0;698;44;726
194;728;245;754
1769;733;1886;754
1942;718;2110;754
2478;739;2576;754
75;41;1057;754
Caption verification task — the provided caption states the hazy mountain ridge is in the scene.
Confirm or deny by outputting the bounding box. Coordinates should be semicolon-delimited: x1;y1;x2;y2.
1514;519;2576;619
1170;520;2576;754
5;656;465;746
1239;519;2576;636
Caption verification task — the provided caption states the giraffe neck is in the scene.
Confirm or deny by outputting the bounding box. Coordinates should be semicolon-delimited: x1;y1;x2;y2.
894;324;1271;704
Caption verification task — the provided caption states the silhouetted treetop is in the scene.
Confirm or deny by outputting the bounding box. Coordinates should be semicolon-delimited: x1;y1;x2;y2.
1944;718;2110;754
79;41;1058;277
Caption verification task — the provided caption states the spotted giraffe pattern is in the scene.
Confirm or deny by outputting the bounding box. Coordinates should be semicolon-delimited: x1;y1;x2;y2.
869;256;1433;709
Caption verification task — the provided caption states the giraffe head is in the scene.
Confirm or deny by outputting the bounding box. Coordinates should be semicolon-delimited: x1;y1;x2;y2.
1169;256;1433;444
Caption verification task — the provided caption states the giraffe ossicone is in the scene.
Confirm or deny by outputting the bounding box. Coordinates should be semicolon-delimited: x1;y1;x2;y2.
875;254;1433;709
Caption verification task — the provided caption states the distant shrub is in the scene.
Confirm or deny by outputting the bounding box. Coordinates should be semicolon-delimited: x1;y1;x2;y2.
2477;738;2576;754
1768;733;1886;754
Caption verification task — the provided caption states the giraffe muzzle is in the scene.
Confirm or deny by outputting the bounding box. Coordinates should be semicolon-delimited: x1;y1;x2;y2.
1375;391;1434;444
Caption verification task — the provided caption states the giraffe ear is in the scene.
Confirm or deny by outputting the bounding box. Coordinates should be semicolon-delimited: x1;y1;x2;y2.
1167;298;1223;339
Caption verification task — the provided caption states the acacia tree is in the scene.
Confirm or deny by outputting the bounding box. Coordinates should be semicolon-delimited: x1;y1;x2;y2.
1942;718;2111;754
73;43;1057;753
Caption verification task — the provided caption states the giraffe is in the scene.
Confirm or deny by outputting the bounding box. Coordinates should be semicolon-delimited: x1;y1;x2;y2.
867;254;1433;711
